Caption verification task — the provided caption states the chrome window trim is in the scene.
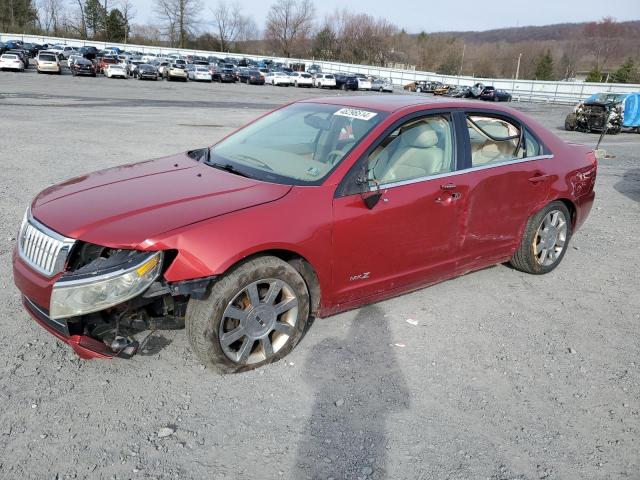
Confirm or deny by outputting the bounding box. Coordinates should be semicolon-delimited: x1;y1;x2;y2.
18;211;76;277
369;154;554;191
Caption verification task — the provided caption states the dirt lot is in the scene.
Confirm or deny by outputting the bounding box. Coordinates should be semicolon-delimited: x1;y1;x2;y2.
0;69;639;480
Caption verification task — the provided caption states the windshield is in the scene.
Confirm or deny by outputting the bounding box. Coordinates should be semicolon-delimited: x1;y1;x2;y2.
587;93;627;103
39;54;56;61
209;103;386;185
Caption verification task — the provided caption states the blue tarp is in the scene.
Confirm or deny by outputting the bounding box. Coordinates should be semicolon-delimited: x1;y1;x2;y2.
623;93;640;127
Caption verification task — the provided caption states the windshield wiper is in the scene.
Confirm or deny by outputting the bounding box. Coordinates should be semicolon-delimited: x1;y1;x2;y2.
207;162;251;178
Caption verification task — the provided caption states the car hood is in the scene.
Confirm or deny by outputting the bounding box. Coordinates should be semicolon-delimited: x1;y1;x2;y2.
31;153;292;248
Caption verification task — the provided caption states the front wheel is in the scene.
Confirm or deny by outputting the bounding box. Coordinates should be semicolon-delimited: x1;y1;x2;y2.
186;256;310;373
510;201;572;274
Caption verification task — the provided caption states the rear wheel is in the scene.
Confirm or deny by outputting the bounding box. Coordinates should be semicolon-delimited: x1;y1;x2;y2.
186;256;310;374
511;201;572;274
416;87;422;93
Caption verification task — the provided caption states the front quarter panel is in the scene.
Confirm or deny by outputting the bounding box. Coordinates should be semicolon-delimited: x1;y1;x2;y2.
148;184;335;306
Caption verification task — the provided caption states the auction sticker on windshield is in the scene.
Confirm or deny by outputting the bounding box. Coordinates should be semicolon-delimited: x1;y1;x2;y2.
334;108;378;121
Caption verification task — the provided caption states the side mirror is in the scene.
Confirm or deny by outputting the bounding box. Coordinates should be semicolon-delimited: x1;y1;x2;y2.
356;174;382;210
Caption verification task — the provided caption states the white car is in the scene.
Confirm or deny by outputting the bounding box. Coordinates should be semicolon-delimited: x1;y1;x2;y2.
265;71;291;86
104;64;128;79
290;72;313;87
50;45;77;59
0;53;24;71
188;66;213;82
141;53;157;63
355;74;372;90
313;73;336;89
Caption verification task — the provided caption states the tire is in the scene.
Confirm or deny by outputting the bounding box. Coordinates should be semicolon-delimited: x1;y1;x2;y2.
510;201;572;275
564;113;576;131
186;256;310;374
416;87;422;93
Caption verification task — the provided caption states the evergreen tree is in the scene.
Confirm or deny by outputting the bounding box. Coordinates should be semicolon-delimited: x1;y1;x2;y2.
585;67;604;83
534;50;554;80
0;0;37;30
85;0;107;39
105;8;127;42
610;58;638;84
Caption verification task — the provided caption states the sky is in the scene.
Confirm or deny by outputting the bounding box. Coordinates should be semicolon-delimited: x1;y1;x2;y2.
134;0;639;33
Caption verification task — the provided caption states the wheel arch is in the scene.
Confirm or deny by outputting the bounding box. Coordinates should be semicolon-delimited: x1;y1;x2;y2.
554;197;577;229
222;249;322;316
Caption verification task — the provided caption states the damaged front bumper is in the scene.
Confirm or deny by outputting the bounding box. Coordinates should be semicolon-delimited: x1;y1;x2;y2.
22;296;116;359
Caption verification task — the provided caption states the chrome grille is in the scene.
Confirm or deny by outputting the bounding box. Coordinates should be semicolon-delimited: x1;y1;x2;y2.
18;214;75;277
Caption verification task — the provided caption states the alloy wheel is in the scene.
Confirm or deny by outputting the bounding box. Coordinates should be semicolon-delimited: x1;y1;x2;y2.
219;278;299;365
533;209;568;266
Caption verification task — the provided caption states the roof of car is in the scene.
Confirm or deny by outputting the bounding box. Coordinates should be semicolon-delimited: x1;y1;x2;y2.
300;94;518;114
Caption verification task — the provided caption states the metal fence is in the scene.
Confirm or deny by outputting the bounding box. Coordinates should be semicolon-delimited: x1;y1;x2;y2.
3;32;639;105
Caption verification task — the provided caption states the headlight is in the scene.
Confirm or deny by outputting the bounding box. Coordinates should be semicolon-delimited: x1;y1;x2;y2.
50;251;163;319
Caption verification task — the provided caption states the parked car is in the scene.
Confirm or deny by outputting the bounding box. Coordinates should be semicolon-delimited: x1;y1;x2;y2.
213;67;236;83
67;53;84;68
290;71;313;87
338;75;360;91
104;63;128;79
307;64;322;74
371;77;393;92
188;65;213;82
52;45;76;59
238;69;265;85
313;73;336;89
36;51;61;74
70;58;96;77
12;96;597;371
265;71;291;86
97;56;118;73
20;42;43;57
433;84;453;96
137;64;159;81
0;53;25;71
313;73;336;88
565;92;640;134
127;59;145;77
7;49;29;68
78;46;98;60
165;63;188;81
443;86;471;98
480;87;512;102
354;73;372;90
404;81;442;93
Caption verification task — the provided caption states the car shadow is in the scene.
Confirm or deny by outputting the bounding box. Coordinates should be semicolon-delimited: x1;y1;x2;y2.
293;305;410;479
614;168;640;203
137;333;172;356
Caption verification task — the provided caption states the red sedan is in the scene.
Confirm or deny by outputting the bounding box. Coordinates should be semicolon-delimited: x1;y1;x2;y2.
13;96;597;372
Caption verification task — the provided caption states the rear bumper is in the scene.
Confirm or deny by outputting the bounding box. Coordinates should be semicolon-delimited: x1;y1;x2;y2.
22;296;114;359
574;190;595;233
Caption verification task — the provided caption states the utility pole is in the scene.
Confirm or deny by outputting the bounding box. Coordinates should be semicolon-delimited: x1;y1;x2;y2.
515;52;522;80
459;43;466;76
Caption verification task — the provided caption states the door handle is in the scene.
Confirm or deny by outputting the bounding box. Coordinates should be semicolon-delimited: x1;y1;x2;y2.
528;173;550;183
440;183;457;190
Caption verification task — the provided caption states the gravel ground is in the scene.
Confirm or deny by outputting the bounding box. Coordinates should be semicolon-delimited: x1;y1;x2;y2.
0;68;639;480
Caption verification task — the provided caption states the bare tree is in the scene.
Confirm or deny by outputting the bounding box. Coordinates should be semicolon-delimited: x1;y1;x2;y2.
37;0;66;33
211;1;252;52
154;0;202;48
265;0;314;57
584;16;624;70
119;0;135;43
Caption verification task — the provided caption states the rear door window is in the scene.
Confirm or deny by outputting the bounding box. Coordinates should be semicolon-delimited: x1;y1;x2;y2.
466;115;542;166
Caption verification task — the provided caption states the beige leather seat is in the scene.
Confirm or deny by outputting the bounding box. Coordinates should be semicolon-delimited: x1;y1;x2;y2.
382;123;444;182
